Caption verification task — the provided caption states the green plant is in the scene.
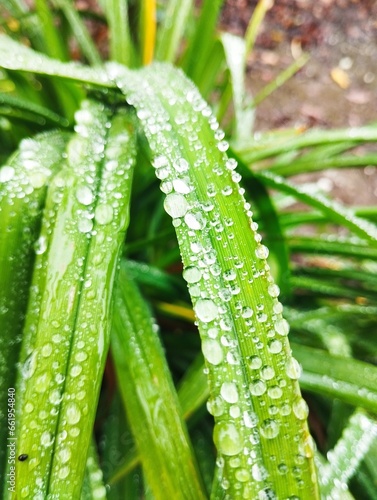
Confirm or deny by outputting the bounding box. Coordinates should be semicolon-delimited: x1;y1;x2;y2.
1;1;377;499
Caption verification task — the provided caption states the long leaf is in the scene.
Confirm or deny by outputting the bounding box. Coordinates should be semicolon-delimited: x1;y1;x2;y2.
108;61;319;499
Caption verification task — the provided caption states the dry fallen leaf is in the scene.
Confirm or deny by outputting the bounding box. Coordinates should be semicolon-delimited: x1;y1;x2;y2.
330;67;351;89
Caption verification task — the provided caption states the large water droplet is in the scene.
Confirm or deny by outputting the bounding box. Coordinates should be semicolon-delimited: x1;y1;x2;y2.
255;245;269;260
194;299;218;323
66;402;81;425
163;193;189;218
173;158;189;173
95;204;113;225
248;355;262;370
261;365;275;380
213;421;243;456
34;236;48;255
202;339;224;365
0;165;15;182
220;382;239;403
76;185;94;206
250;379;267;396
275;318;290;336
285;357;302;379
293;398;309;420
207;396;225;417
260;419;280;439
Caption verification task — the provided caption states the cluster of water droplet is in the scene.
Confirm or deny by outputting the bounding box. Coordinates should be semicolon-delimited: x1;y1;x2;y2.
110;64;317;497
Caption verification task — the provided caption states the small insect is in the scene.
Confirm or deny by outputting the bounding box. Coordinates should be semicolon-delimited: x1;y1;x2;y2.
18;454;28;462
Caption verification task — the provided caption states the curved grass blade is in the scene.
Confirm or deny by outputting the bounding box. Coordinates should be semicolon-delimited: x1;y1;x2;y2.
52;0;102;66
0;35;112;87
156;0;194;63
108;62;319;499
320;411;377;498
288;235;377;261
0;131;68;483
35;0;68;61
104;0;133;66
112;263;207;499
139;0;156;65
257;170;377;245
293;343;377;413
220;33;255;147
13;101;136;498
0;92;69;126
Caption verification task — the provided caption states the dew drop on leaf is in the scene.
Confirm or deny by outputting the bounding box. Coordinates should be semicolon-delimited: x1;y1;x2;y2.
220;382;239;403
202;339;224;365
260;419;280;439
248;355;262;370
76;185;94;206
213;421;243;456
275;318;290;336
255;245;269;260
163;193;189;218
249;379;267;396
293;398;309;420
194;298;218;323
285;357;302;379
66;402;81;425
95;204;113;225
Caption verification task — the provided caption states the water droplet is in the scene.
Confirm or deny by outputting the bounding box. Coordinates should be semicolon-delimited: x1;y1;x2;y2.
41;431;54;447
173;158;189;173
223;269;236;281
58;465;70;479
236;468;250;482
275;318;290;336
241;306;253;319
278;463;288;475
163;193;189;218
76;185;94;205
226;158;237;170
213;421;243;456
248;355;262;370
292;398;309;420
0;165;15;182
260;419;280;439
57;448;71;463
35;372;50;392
70;365;82;377
172;178;191;194
220;382;239;403
229;405;240;418
243;411;258;428
66;402;81;424
261;365;275;380
207;396;225;416
41;343;53;357
95;204;113;225
250;379;267;396
255;245;269;260
184;212;203;230
268;284;280;298
78;217;93;233
194;298;218;323
217;141;229;152
202;339;223;365
267;386;283;399
285;357;302;379
25;402;34;413
268;339;283;354
34;235;48;255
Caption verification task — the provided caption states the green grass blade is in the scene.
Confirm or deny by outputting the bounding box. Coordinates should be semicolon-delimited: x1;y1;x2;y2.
237;125;377;164
108;61;319;499
220;33;254;146
293;344;377;413
104;0;133;66
319;411;377;497
257;170;377;245
245;0;273;56
0;131;68;484
156;0;194;62
0;35;112;86
35;0;68;60
183;0;224;84
288;235;377;261
52;0;102;66
111;263;207;499
0;92;69;127
13;101;136;498
80;440;107;500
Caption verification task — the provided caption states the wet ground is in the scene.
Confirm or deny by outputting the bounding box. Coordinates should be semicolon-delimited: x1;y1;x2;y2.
221;0;377;205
